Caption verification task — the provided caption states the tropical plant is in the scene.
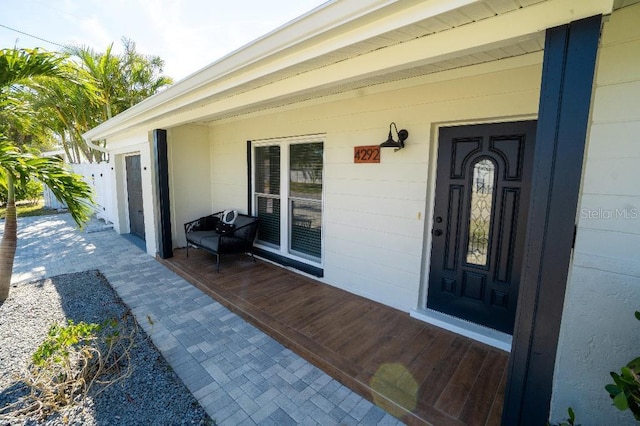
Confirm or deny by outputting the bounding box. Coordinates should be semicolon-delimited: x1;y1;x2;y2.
1;317;136;420
0;48;94;302
605;311;640;421
0;48;69;88
0;178;43;205
547;407;579;426
29;70;102;163
0;139;94;301
1;40;172;164
0;91;58;153
33;38;173;163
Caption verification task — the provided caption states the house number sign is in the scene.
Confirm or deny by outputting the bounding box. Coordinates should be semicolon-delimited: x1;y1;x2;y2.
354;145;380;163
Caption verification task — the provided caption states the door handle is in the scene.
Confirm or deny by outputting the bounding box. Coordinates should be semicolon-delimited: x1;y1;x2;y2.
433;229;443;236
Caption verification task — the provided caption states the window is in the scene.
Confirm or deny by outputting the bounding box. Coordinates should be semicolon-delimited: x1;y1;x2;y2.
253;137;323;264
254;146;281;247
289;142;323;259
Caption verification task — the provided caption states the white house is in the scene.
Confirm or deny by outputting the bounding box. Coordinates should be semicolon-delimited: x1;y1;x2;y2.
83;1;640;424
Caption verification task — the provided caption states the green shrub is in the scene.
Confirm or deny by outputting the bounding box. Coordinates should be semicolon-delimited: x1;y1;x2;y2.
22;180;43;205
1;317;135;421
548;407;579;426
0;177;43;205
605;311;640;421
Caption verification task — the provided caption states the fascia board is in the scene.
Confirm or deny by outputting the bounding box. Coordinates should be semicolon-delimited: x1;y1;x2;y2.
86;0;614;141
82;0;480;141
129;52;544;131
99;0;614;134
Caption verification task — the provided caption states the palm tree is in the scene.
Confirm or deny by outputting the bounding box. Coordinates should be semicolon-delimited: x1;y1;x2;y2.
31;75;103;163
31;39;173;163
0;48;94;302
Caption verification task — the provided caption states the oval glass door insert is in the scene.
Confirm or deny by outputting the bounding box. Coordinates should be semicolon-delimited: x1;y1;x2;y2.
466;158;495;266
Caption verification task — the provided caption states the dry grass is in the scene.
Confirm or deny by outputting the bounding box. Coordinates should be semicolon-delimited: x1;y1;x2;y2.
0;199;66;220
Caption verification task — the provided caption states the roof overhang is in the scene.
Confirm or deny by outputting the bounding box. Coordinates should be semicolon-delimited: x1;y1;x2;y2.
83;0;614;142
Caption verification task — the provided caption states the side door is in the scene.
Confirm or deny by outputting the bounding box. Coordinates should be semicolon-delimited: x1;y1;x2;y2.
125;155;145;240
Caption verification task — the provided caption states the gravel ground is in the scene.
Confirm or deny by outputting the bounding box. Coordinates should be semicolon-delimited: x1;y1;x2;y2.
0;270;213;425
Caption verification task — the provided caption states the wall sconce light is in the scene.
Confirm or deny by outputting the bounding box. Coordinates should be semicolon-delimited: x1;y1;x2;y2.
379;122;409;152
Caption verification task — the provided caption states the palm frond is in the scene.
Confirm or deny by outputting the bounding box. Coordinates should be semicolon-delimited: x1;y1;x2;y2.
0;48;67;89
0;138;94;227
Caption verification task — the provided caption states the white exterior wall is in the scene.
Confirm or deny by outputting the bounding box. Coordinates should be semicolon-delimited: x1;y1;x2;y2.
208;57;542;312
551;4;640;425
104;131;158;256
44;162;116;224
71;162;115;224
167;124;212;247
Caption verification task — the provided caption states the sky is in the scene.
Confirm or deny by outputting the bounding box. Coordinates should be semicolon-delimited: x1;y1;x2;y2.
0;0;328;81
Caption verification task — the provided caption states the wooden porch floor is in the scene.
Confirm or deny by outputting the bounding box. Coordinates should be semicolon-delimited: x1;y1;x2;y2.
160;249;509;426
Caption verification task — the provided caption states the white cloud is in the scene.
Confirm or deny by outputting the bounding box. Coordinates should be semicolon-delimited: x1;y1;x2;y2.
77;16;113;49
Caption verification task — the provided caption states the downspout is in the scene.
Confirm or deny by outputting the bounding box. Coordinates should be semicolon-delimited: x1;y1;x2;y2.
84;137;108;153
84;137;109;163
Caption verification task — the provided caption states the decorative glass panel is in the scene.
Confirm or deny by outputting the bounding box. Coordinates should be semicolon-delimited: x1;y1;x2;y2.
466;159;495;266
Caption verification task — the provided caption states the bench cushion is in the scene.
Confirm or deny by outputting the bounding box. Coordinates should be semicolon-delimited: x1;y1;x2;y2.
186;230;218;245
198;235;220;252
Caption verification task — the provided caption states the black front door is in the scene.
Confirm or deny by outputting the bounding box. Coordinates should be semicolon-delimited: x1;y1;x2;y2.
125;155;145;240
427;121;536;334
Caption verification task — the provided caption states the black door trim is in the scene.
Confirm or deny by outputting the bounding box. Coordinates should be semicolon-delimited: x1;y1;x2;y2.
503;15;602;425
247;140;252;214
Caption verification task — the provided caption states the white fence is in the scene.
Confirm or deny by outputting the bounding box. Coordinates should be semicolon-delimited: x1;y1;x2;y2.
43;162;116;224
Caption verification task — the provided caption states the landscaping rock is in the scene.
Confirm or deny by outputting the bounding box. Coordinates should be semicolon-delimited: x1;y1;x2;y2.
0;270;213;425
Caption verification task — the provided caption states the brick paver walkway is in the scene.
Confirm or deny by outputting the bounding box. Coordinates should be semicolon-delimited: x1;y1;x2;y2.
9;215;403;425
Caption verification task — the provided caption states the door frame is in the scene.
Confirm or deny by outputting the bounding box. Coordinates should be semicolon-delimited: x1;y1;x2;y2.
416;15;602;425
425;120;537;335
417;116;538;349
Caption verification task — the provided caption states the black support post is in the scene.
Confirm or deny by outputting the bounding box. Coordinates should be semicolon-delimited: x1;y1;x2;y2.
247;140;252;214
502;15;602;425
154;129;173;259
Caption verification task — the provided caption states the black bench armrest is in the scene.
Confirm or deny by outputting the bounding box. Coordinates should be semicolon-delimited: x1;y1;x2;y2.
184;211;223;234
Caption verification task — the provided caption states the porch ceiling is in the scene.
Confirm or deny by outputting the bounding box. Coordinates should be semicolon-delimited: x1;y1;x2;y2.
191;34;546;124
168;0;551;126
83;0;614;140
195;0;548;115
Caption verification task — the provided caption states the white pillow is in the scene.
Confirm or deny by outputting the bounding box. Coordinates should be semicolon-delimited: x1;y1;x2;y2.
222;209;238;225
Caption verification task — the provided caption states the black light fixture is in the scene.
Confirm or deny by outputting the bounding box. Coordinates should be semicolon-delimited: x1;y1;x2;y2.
379;122;409;151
